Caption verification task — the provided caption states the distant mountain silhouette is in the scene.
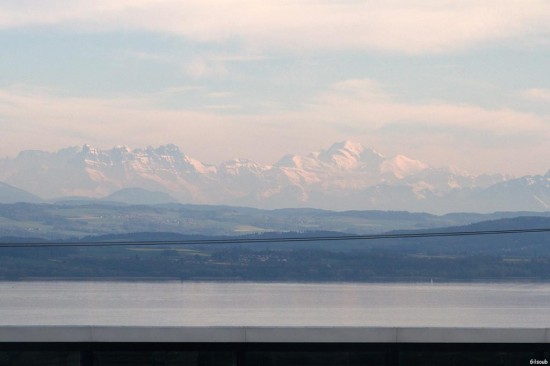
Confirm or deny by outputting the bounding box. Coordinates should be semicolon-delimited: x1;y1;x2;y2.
105;188;178;205
1;141;548;213
0;182;41;204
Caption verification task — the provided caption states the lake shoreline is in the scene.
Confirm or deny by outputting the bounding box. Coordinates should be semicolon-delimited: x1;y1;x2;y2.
2;281;550;327
1;277;549;284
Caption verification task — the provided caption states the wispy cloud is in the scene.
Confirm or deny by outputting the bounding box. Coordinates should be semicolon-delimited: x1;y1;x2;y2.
2;1;550;54
298;79;550;173
184;57;228;79
2;80;547;175
0;85;238;160
298;79;548;134
521;88;550;102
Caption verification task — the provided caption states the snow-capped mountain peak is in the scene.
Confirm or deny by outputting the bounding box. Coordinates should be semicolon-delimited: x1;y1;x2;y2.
1;142;546;213
326;140;365;156
380;155;429;179
80;144;98;155
316;140;383;169
276;154;305;169
219;158;270;176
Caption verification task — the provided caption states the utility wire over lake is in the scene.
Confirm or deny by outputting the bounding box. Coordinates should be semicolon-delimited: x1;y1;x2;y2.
1;228;549;248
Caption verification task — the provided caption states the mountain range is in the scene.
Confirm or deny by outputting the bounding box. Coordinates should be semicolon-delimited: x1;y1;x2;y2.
0;141;548;213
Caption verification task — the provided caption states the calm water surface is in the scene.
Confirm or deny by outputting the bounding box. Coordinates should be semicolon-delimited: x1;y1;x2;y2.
1;281;549;327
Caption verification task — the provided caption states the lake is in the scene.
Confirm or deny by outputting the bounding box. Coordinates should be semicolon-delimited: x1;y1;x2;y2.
1;281;549;327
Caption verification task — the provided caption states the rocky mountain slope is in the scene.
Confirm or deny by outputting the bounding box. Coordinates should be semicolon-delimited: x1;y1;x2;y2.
0;141;548;213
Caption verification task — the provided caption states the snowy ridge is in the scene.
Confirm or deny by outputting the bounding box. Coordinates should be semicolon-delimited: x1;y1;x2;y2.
0;141;547;213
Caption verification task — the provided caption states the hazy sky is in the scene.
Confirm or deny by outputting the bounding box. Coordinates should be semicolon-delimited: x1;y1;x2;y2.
1;1;549;176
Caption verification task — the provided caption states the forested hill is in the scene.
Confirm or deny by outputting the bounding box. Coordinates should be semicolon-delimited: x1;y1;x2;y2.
1;216;549;281
1;201;550;240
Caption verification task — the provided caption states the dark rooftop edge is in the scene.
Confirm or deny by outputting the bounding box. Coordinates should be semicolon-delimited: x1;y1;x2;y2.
1;326;549;343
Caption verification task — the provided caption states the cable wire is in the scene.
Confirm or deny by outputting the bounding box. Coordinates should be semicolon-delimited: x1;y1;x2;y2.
1;227;549;248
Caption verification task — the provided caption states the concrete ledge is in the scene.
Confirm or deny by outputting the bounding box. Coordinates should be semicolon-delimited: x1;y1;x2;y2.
396;327;548;344
90;326;246;343
245;327;398;343
0;326;549;343
0;326;93;343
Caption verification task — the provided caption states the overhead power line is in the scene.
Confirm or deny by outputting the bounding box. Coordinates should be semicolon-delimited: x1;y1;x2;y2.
0;227;549;249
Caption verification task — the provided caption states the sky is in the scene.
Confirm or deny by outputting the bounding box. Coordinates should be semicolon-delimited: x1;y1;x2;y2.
0;0;549;176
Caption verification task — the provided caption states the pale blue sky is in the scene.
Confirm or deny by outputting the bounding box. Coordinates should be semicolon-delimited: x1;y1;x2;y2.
1;1;549;175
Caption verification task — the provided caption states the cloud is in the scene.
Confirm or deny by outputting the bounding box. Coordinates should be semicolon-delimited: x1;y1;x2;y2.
207;77;548;173
0;85;240;160
1;1;550;53
184;57;228;79
0;85;325;165
0;82;548;175
521;88;550;102
260;78;550;174
295;79;548;137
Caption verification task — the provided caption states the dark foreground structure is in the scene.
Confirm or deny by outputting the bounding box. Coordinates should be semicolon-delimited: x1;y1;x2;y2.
1;326;550;365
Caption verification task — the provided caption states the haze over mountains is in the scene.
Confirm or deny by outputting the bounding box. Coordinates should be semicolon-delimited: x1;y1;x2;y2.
0;141;549;213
